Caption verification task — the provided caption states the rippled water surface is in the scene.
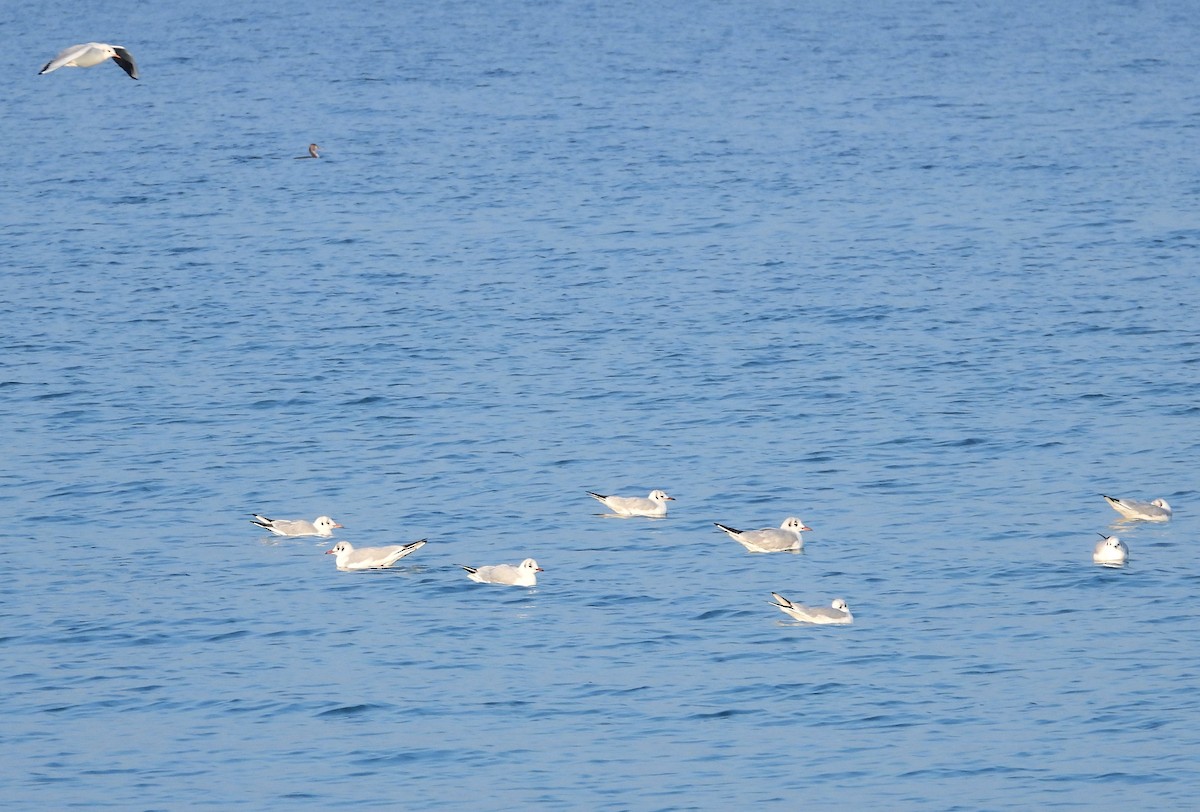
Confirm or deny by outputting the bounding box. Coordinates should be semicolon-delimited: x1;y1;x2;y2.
4;0;1200;808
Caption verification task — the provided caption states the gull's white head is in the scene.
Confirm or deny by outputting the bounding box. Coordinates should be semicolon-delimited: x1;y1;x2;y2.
1093;534;1128;563
520;558;544;573
325;541;352;556
1151;498;1171;512
782;517;813;532
649;490;675;503
313;516;343;535
831;599;850;612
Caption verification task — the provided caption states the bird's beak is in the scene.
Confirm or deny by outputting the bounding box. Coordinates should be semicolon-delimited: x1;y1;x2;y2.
666;496;676;501
333;523;344;528
536;567;545;572
325;549;335;554
801;525;813;532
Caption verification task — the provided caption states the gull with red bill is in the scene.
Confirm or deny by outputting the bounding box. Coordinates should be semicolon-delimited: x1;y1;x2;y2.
250;514;343;538
769;594;853;625
461;558;543;587
714;517;812;553
586;489;675;517
326;540;426;571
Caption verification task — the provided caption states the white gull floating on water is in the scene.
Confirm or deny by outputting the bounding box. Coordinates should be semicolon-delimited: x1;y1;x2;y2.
769;593;853;625
714;517;811;552
461;558;542;586
250;514;343;538
586;489;674;517
39;42;139;79
326;540;426;571
1101;494;1171;522
1093;534;1129;567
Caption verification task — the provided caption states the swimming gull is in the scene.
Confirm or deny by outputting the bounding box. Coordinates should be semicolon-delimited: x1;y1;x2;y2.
586;489;674;517
39;42;139;79
1093;534;1129;566
1101;494;1171;522
769;593;853;625
461;558;542;586
326;540;426;570
250;514;343;538
714;517;811;552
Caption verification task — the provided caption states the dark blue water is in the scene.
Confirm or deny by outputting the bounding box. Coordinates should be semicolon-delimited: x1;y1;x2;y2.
4;0;1200;808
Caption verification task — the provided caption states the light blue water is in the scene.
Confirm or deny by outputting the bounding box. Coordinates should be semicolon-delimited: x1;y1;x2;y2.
3;0;1200;808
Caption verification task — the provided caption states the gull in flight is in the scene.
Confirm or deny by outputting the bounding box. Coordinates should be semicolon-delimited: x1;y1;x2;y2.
326;540;426;571
461;558;542;586
1093;534;1128;567
250;514;343;538
39;42;139;79
769;593;853;625
1101;494;1171;522
714;517;811;552
586;489;674;517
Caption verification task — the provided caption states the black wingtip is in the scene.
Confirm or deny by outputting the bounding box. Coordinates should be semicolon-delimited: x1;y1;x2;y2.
112;53;138;80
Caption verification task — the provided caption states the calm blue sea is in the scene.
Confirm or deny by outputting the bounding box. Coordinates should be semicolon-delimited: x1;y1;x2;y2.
3;0;1199;808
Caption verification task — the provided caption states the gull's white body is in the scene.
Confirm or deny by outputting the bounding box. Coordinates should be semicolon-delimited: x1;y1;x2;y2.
250;514;342;538
1093;535;1129;566
769;593;853;625
40;42;139;79
326;540;426;571
715;517;811;552
587;489;674;517
461;558;542;586
1102;495;1171;522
